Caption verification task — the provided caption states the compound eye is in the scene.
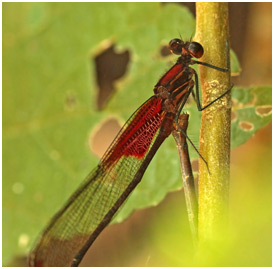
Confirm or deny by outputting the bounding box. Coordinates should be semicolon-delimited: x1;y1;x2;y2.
188;42;204;58
168;38;184;55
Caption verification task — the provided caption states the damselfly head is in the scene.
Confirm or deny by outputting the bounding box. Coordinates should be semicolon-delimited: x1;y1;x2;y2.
168;38;184;55
168;39;204;59
187;42;204;58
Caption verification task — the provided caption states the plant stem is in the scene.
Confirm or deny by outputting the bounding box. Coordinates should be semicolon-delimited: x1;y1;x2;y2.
195;3;231;242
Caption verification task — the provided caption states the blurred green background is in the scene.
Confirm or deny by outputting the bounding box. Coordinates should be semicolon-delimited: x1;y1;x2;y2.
3;2;271;266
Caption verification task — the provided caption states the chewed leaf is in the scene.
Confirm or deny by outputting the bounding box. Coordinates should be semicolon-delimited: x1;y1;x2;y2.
231;86;272;148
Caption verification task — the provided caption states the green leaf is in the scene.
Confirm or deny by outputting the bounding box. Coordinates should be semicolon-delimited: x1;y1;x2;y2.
231;86;272;148
230;49;242;76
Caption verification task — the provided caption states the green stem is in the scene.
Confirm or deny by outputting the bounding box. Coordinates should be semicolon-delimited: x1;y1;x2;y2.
195;3;231;242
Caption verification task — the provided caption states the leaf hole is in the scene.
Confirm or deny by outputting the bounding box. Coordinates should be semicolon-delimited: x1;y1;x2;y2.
239;121;254;131
94;44;130;110
89;118;122;158
231;111;238;122
256;105;272;117
231;98;238;107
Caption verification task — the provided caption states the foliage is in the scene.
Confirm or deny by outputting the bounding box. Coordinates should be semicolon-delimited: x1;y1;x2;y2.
2;2;271;265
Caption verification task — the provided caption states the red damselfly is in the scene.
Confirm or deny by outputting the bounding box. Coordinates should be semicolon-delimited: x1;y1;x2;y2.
29;38;230;267
172;113;198;241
